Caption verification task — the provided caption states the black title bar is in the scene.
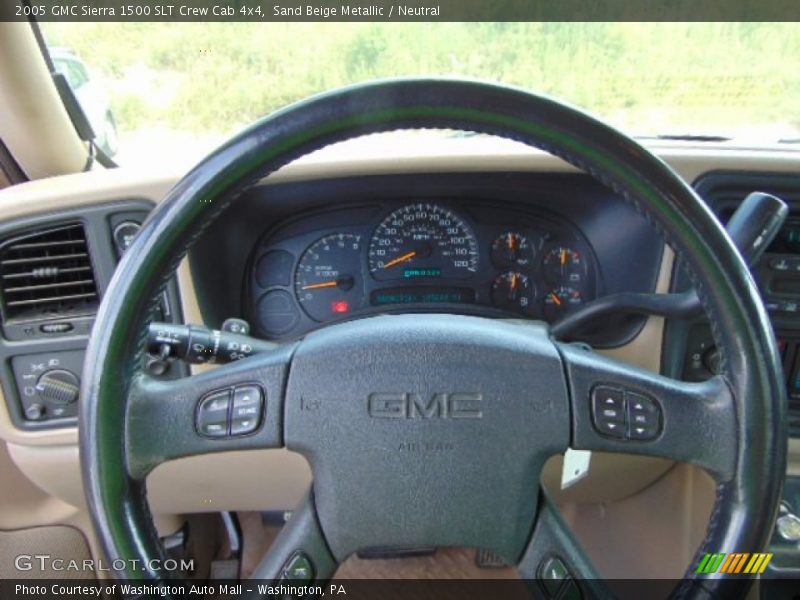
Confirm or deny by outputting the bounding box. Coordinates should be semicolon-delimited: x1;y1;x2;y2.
2;0;800;22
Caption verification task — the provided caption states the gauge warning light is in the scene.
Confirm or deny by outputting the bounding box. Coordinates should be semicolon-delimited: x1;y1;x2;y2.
331;300;351;314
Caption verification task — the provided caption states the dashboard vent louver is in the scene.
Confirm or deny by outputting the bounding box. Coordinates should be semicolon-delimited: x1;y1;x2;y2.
708;181;800;223
0;223;99;321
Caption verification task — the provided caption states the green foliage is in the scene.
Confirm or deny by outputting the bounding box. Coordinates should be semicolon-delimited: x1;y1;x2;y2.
41;22;800;138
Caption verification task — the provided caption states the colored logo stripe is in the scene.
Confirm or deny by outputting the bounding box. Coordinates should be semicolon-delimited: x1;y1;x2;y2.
744;553;773;574
697;552;773;574
696;553;726;574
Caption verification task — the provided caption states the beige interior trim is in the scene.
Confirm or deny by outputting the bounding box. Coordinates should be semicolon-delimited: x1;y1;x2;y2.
563;462;716;579
602;246;673;374
0;23;86;179
265;142;800;187
0;440;182;576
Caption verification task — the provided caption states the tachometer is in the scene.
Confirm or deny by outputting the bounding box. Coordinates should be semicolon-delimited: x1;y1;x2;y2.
368;203;478;281
295;233;364;322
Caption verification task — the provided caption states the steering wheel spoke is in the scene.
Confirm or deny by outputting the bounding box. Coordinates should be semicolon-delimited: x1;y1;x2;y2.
519;491;612;599
248;490;338;590
560;342;737;481
125;343;295;480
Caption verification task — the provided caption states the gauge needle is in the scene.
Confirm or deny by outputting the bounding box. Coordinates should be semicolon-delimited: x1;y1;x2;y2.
301;281;339;290
550;292;563;307
560;249;568;266
508;273;520;299
382;250;417;269
507;233;517;252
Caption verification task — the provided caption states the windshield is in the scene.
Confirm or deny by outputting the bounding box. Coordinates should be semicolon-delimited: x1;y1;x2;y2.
40;22;800;166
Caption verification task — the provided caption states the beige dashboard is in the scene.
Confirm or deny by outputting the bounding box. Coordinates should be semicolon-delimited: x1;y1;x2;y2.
0;144;798;574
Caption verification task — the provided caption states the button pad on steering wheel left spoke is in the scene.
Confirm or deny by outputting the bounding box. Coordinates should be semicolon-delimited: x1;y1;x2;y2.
195;384;265;438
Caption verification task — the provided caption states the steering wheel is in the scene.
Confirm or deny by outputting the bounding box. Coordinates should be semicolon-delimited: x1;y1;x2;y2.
80;79;786;599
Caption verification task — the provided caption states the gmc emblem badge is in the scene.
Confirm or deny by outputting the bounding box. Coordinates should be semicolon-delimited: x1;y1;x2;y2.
367;393;483;419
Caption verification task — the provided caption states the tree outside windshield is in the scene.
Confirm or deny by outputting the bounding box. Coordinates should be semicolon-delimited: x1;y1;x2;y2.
41;22;800;166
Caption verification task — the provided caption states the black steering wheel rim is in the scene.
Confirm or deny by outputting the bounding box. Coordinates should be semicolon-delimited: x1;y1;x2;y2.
80;78;786;598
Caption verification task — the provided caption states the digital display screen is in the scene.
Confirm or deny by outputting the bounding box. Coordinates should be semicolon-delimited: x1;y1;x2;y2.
403;268;442;279
371;286;476;306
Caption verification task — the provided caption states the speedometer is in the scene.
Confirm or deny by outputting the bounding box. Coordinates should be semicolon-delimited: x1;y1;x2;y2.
368;203;478;281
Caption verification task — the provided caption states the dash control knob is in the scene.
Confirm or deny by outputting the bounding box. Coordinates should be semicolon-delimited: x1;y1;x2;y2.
25;403;45;421
35;369;80;405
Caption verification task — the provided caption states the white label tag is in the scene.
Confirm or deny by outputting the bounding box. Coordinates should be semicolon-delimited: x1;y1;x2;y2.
560;448;592;489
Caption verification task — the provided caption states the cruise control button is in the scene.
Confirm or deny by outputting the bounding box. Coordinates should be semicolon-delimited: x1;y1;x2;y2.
200;422;228;437
197;390;231;437
630;412;656;426
230;385;263;435
595;420;625;438
538;556;569;597
629;424;660;440
626;392;662;440
232;385;263;420
627;392;657;414
231;417;259;436
284;552;314;581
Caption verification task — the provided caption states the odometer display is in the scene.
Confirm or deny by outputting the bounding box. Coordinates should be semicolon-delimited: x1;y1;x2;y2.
371;287;475;306
368;203;479;281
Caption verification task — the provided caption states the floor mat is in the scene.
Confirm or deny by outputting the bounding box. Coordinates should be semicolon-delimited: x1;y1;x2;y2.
238;512;518;580
0;526;93;579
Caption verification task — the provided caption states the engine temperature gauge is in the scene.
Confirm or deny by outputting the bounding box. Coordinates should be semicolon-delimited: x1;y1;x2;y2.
543;286;584;320
491;271;535;314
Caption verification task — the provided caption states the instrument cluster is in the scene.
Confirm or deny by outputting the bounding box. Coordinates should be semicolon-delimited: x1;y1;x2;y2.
248;201;599;339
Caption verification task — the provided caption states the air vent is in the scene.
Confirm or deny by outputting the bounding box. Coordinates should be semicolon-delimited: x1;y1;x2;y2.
0;223;99;321
699;174;800;224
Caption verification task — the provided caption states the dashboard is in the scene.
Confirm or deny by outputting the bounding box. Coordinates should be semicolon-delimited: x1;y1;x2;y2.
0;148;798;580
248;201;598;339
183;171;666;347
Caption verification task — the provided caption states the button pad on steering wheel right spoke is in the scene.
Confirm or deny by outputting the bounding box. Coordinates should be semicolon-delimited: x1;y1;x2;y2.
591;385;662;441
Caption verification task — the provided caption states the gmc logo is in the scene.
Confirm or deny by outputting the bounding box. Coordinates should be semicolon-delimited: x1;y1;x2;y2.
367;393;483;419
